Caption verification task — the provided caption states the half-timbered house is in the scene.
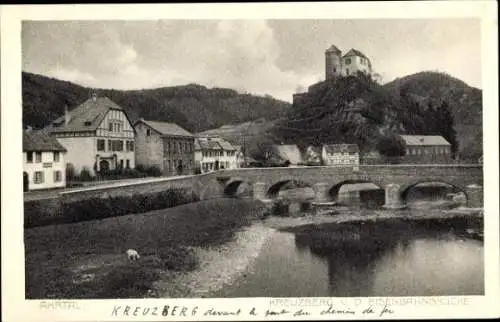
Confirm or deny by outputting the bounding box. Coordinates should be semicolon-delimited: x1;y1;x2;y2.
46;94;136;176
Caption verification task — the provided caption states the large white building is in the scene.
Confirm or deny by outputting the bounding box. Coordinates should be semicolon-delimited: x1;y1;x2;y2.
322;144;360;166
194;136;239;173
46;94;136;176
23;130;67;191
325;45;372;80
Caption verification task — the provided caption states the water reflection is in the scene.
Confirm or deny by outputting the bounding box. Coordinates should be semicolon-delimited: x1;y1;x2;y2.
218;216;484;297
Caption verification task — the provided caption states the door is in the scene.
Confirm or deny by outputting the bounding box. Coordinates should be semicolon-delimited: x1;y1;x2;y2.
99;160;110;172
177;160;183;175
23;172;29;192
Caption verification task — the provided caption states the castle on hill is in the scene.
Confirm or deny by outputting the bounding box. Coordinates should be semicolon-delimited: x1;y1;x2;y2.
325;45;372;79
293;44;373;105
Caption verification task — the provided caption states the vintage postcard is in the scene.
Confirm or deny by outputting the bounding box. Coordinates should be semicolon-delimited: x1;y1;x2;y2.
1;1;499;321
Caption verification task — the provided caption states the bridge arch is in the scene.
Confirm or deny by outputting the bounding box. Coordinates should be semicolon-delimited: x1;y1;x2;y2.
224;179;253;197
399;179;468;205
266;179;313;199
328;179;385;205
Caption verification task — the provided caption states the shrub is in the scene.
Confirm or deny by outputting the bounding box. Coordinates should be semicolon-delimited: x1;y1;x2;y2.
79;167;94;182
135;164;147;173
26;188;202;227
24;198;63;227
146;166;163;177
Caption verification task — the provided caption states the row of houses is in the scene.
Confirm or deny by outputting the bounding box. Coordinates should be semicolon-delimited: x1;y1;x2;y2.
270;136;452;166
23;95;243;191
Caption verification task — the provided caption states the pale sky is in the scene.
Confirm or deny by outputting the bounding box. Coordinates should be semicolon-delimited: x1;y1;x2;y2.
22;19;481;102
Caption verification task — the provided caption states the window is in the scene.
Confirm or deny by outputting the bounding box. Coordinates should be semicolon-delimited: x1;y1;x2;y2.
108;140;124;152
129;141;134;151
117;140;124;151
35;152;42;163
34;171;44;184
345;58;351;65
346;68;350;75
333;68;337;73
27;152;33;163
53;170;62;182
146;129;151;137
109;123;113;131
120;159;124;168
126;159;130;168
53;152;60;162
97;139;106;152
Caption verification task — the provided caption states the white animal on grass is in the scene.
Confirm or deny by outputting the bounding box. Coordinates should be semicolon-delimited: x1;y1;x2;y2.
126;249;140;261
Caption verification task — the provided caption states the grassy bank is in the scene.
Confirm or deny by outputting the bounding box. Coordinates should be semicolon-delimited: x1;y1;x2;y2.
25;198;266;299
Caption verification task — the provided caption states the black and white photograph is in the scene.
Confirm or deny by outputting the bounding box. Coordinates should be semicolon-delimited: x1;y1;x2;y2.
1;1;499;321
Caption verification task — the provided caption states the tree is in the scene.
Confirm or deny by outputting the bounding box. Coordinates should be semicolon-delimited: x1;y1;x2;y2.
435;101;458;157
376;133;407;160
245;135;276;161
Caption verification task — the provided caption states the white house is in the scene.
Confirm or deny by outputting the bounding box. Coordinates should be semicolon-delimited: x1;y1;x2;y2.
23;130;67;191
322;144;360;166
195;136;239;173
45;94;136;176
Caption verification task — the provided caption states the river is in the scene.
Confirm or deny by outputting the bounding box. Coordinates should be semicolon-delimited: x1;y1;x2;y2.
209;207;483;298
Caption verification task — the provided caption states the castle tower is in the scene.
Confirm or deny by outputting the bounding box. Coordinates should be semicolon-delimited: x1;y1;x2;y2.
325;45;342;80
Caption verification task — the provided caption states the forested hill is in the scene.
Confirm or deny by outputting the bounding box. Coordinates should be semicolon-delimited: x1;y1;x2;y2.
271;71;482;161
22;72;291;133
384;72;482;160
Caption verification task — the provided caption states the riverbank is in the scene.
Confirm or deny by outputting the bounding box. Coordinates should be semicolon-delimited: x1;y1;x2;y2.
25;197;483;299
25;198;267;299
264;206;483;231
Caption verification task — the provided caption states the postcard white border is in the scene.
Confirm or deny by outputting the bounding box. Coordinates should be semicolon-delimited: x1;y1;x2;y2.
1;1;499;321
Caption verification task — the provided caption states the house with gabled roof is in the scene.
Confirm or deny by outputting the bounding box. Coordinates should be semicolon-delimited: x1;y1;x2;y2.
134;119;195;176
23;130;67;191
399;135;452;164
45;93;136;176
194;136;238;173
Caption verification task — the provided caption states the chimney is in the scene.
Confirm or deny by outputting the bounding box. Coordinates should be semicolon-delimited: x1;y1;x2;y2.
64;105;70;125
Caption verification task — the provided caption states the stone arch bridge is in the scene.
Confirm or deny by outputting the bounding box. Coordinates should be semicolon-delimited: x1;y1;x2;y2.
212;165;483;208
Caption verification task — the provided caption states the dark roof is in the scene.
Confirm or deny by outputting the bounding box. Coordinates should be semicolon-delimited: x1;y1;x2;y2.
49;97;127;133
400;135;451;146
23;130;67;152
323;144;360;154
343;48;369;60
136;119;194;138
326;44;342;54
